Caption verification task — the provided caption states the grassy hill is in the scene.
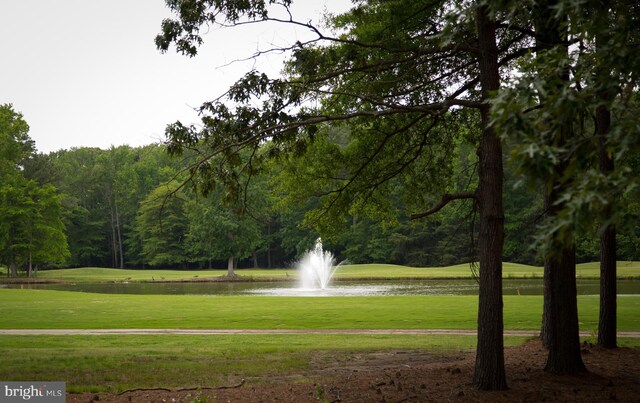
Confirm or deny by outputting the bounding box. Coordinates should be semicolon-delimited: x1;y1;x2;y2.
22;261;640;283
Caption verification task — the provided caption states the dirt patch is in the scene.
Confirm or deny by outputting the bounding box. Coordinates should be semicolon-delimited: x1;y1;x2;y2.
68;339;639;402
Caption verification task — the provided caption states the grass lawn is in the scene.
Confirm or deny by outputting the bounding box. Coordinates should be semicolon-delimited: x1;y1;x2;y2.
26;261;640;283
0;287;639;392
1;289;639;332
2;263;639;393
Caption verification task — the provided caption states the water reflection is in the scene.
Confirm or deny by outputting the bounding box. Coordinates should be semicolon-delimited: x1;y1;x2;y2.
5;279;640;296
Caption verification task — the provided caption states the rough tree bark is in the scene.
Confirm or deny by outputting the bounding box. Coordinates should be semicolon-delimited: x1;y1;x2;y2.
542;197;585;373
598;206;617;348
596;78;617;348
534;0;586;374
472;4;507;390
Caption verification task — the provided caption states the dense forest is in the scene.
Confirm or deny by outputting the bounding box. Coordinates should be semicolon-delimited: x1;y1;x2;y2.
1;103;638;274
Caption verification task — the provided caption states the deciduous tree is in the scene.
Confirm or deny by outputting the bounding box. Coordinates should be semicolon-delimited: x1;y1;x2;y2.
136;181;189;268
156;0;524;389
0;104;69;276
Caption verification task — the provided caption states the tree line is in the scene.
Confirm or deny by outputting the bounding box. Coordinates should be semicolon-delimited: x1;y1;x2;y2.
2;108;638;276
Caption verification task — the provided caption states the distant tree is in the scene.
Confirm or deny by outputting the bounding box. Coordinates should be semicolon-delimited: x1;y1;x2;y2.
51;147;109;267
185;194;263;275
22;152;59;186
0;174;33;276
136;181;189;268
0;104;34;175
50;145;181;267
19;180;70;275
0;104;68;276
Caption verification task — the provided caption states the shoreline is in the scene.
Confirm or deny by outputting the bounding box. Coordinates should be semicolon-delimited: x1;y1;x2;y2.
2;275;639;285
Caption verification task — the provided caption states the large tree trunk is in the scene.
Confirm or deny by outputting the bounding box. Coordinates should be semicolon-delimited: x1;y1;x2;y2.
9;262;18;277
543;240;585;373
535;0;586;374
597;93;617;348
540;170;583;371
599;219;617;347
473;5;507;390
227;256;235;277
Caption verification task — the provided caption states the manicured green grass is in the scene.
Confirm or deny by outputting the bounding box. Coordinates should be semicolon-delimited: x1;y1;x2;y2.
0;287;638;392
29;261;640;283
335;262;544;278
35;267;230;283
1;289;639;331
2;266;639;392
0;334;529;392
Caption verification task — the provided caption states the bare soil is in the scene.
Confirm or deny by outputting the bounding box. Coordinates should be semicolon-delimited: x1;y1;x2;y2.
69;339;639;402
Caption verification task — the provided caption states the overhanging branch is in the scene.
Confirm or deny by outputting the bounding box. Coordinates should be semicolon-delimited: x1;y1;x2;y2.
410;192;477;220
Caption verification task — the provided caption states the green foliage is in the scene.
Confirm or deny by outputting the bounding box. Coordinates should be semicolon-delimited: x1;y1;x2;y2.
0;104;34;175
136;181;189;267
490;0;640;253
51;147;109;266
50;145;182;267
0;105;69;275
156;0;290;56
20;124;624;271
155;0;484;246
20;181;70;266
184;193;263;267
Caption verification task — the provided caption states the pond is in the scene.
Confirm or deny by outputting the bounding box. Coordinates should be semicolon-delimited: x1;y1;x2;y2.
5;278;640;296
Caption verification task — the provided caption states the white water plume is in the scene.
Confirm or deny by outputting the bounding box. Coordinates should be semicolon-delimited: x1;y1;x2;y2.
298;238;338;289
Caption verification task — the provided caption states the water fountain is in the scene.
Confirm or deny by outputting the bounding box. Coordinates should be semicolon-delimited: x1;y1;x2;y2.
298;238;337;290
249;237;397;296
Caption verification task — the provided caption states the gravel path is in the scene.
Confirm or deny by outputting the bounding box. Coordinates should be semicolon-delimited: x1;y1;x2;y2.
1;328;639;337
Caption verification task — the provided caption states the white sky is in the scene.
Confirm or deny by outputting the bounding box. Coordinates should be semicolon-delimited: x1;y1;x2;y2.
0;0;350;153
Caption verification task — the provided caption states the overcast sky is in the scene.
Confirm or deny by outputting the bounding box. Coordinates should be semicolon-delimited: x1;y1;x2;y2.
0;0;350;153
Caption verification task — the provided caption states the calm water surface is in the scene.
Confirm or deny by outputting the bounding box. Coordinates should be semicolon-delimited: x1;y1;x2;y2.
5;279;640;296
